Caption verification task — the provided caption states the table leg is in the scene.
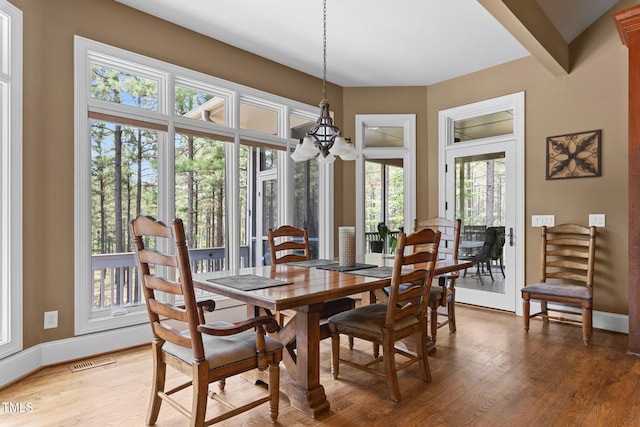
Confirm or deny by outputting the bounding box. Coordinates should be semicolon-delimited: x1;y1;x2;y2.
278;302;330;418
244;303;330;417
252;302;330;418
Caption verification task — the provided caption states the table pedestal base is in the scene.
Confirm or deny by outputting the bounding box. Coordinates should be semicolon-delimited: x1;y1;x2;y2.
251;302;332;418
281;381;330;418
243;368;330;418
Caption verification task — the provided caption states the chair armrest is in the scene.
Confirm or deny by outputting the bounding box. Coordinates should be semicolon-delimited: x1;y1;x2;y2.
196;299;216;324
198;316;281;370
197;316;280;336
176;299;216;324
196;299;216;312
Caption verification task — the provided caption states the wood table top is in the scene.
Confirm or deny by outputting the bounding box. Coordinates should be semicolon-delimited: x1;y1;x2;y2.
193;254;473;312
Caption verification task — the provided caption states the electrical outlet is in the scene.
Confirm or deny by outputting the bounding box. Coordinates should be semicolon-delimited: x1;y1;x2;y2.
44;311;58;329
589;214;605;227
531;215;555;227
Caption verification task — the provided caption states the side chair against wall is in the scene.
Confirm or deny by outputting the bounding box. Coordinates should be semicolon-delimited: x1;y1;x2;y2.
414;217;462;342
267;225;355;346
521;223;597;345
328;228;441;403
131;215;283;426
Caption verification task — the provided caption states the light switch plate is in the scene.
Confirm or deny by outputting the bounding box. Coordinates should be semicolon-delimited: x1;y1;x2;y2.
531;215;555;227
589;214;605;227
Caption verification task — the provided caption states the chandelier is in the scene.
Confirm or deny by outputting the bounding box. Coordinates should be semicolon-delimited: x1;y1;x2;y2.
291;0;358;163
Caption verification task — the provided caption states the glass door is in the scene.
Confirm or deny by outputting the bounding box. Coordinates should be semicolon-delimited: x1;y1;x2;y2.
255;171;278;265
446;141;516;311
364;159;404;254
254;147;279;266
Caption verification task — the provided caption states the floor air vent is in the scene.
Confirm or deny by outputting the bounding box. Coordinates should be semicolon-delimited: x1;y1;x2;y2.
70;356;115;372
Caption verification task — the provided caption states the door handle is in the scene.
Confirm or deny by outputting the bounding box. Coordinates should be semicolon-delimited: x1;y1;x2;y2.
508;227;514;246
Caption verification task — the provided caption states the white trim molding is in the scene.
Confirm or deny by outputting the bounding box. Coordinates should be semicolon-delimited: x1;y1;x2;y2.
439;92;525;313
0;0;23;360
354;114;416;254
0;301;246;387
526;301;629;334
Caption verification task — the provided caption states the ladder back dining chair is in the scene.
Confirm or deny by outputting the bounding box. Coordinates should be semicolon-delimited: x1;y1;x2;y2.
521;223;597;345
414;217;462;341
328;228;441;402
131;215;283;426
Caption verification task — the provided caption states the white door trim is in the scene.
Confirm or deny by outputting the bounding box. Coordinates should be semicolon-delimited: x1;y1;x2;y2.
438;92;525;314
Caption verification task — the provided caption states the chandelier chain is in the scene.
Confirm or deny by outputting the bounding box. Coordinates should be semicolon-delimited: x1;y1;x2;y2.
290;0;357;161
322;0;327;101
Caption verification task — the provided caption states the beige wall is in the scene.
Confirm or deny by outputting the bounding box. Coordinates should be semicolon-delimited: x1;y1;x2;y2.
10;0;635;352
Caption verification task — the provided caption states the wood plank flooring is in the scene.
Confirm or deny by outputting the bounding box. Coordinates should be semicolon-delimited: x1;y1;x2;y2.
1;304;639;426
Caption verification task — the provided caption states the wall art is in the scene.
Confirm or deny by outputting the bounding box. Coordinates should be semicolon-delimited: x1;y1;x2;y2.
546;129;601;180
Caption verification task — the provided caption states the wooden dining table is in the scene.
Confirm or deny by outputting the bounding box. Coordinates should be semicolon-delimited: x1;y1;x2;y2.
193;254;472;418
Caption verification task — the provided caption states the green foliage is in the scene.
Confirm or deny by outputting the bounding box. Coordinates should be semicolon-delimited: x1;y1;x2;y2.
377;222;389;239
376;222;397;253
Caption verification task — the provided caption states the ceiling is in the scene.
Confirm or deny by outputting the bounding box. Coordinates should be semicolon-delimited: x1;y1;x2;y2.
115;0;619;87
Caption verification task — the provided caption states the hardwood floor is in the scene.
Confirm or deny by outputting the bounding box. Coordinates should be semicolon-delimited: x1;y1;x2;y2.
1;304;639;426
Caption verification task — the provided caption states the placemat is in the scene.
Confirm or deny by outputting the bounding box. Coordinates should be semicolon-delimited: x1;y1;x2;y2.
285;259;339;268
344;266;412;278
206;274;292;291
316;262;378;272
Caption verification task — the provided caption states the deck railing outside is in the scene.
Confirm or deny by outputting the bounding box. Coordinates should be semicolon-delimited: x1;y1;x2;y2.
91;246;250;311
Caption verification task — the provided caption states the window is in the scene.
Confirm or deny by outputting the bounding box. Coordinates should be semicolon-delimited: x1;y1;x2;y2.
355;115;416;255
175;131;228;270
239;98;280;135
453;110;513;142
0;0;22;359
90;119;159;313
364;159;404;232
289;111;320;257
175;78;228;126
75;37;325;334
91;63;160;111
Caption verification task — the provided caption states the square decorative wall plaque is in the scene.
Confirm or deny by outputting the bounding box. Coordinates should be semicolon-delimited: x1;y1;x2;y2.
546;129;601;180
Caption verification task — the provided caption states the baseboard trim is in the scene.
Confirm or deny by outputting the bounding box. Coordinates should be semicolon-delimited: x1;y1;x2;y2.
0;301;246;388
593;310;629;334
529;301;629;333
0;323;151;388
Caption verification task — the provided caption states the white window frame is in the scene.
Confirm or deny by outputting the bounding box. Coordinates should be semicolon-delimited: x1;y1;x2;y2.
74;37;329;334
354;114;416;255
0;0;22;359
